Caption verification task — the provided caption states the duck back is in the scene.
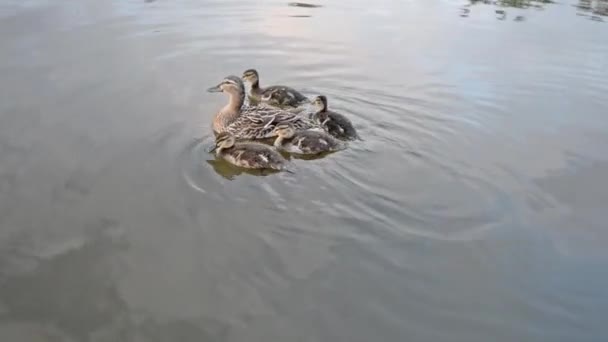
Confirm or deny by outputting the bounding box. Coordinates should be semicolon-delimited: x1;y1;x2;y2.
223;142;287;170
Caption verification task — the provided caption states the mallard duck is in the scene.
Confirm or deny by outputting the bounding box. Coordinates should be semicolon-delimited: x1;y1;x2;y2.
210;132;291;172
242;69;308;107
311;95;361;141
207;75;320;140
273;124;346;155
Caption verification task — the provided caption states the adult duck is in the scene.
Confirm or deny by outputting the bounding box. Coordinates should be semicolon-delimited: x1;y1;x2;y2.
207;75;320;140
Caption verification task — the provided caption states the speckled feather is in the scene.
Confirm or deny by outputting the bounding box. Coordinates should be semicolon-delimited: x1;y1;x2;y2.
276;130;346;155
219;141;288;170
220;105;320;140
210;75;321;140
243;69;308;107
259;86;308;107
312;110;360;141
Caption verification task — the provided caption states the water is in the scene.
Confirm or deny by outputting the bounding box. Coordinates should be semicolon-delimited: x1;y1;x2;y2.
1;0;607;341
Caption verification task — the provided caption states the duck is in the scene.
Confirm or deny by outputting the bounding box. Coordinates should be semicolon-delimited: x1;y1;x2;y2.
242;69;308;107
260;88;298;107
273;124;347;155
311;95;361;141
260;88;308;115
207;75;320;140
210;132;291;172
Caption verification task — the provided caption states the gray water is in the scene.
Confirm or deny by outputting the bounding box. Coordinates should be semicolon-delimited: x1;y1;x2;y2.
1;0;608;341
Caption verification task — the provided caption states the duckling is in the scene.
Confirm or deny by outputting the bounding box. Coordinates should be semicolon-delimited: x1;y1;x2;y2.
261;88;299;107
260;88;308;114
311;95;361;141
273;124;346;155
210;132;291;172
242;69;308;107
207;75;320;140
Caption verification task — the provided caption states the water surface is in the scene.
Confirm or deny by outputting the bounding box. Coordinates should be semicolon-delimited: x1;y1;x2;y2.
1;0;607;341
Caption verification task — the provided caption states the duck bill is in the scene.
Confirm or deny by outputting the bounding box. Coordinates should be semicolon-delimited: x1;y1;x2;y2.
208;144;218;153
206;84;222;93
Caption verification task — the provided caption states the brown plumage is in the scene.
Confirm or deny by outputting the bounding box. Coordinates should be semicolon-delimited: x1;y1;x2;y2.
311;95;361;141
273;124;347;155
211;132;291;172
207;75;320;140
242;69;308;107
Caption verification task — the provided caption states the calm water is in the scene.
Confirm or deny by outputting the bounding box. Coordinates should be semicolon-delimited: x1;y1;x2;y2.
1;0;608;341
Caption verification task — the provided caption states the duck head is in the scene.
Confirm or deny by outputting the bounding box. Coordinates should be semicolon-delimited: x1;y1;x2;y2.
241;69;260;87
207;75;245;96
210;132;236;153
312;95;328;112
273;124;296;139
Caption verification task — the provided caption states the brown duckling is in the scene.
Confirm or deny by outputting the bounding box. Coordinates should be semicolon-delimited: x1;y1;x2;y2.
261;88;301;107
210;132;291;172
311;95;361;141
242;69;308;107
273;124;346;155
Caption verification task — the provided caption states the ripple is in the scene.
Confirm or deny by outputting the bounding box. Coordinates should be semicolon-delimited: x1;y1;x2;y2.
179;136;215;194
3;0;608;340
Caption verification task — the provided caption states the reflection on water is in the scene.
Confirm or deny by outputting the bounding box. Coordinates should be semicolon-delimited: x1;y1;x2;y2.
1;0;608;341
0;221;228;342
287;2;323;9
461;0;556;20
469;0;553;7
206;159;284;180
465;0;555;11
0;229;126;341
576;0;608;20
463;0;608;21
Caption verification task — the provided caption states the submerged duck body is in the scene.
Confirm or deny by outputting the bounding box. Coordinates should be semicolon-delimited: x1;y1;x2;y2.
211;132;290;171
311;95;360;141
242;69;308;107
273;124;347;155
207;75;320;140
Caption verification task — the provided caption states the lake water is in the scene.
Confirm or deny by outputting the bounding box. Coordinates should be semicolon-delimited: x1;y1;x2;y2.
1;0;607;341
